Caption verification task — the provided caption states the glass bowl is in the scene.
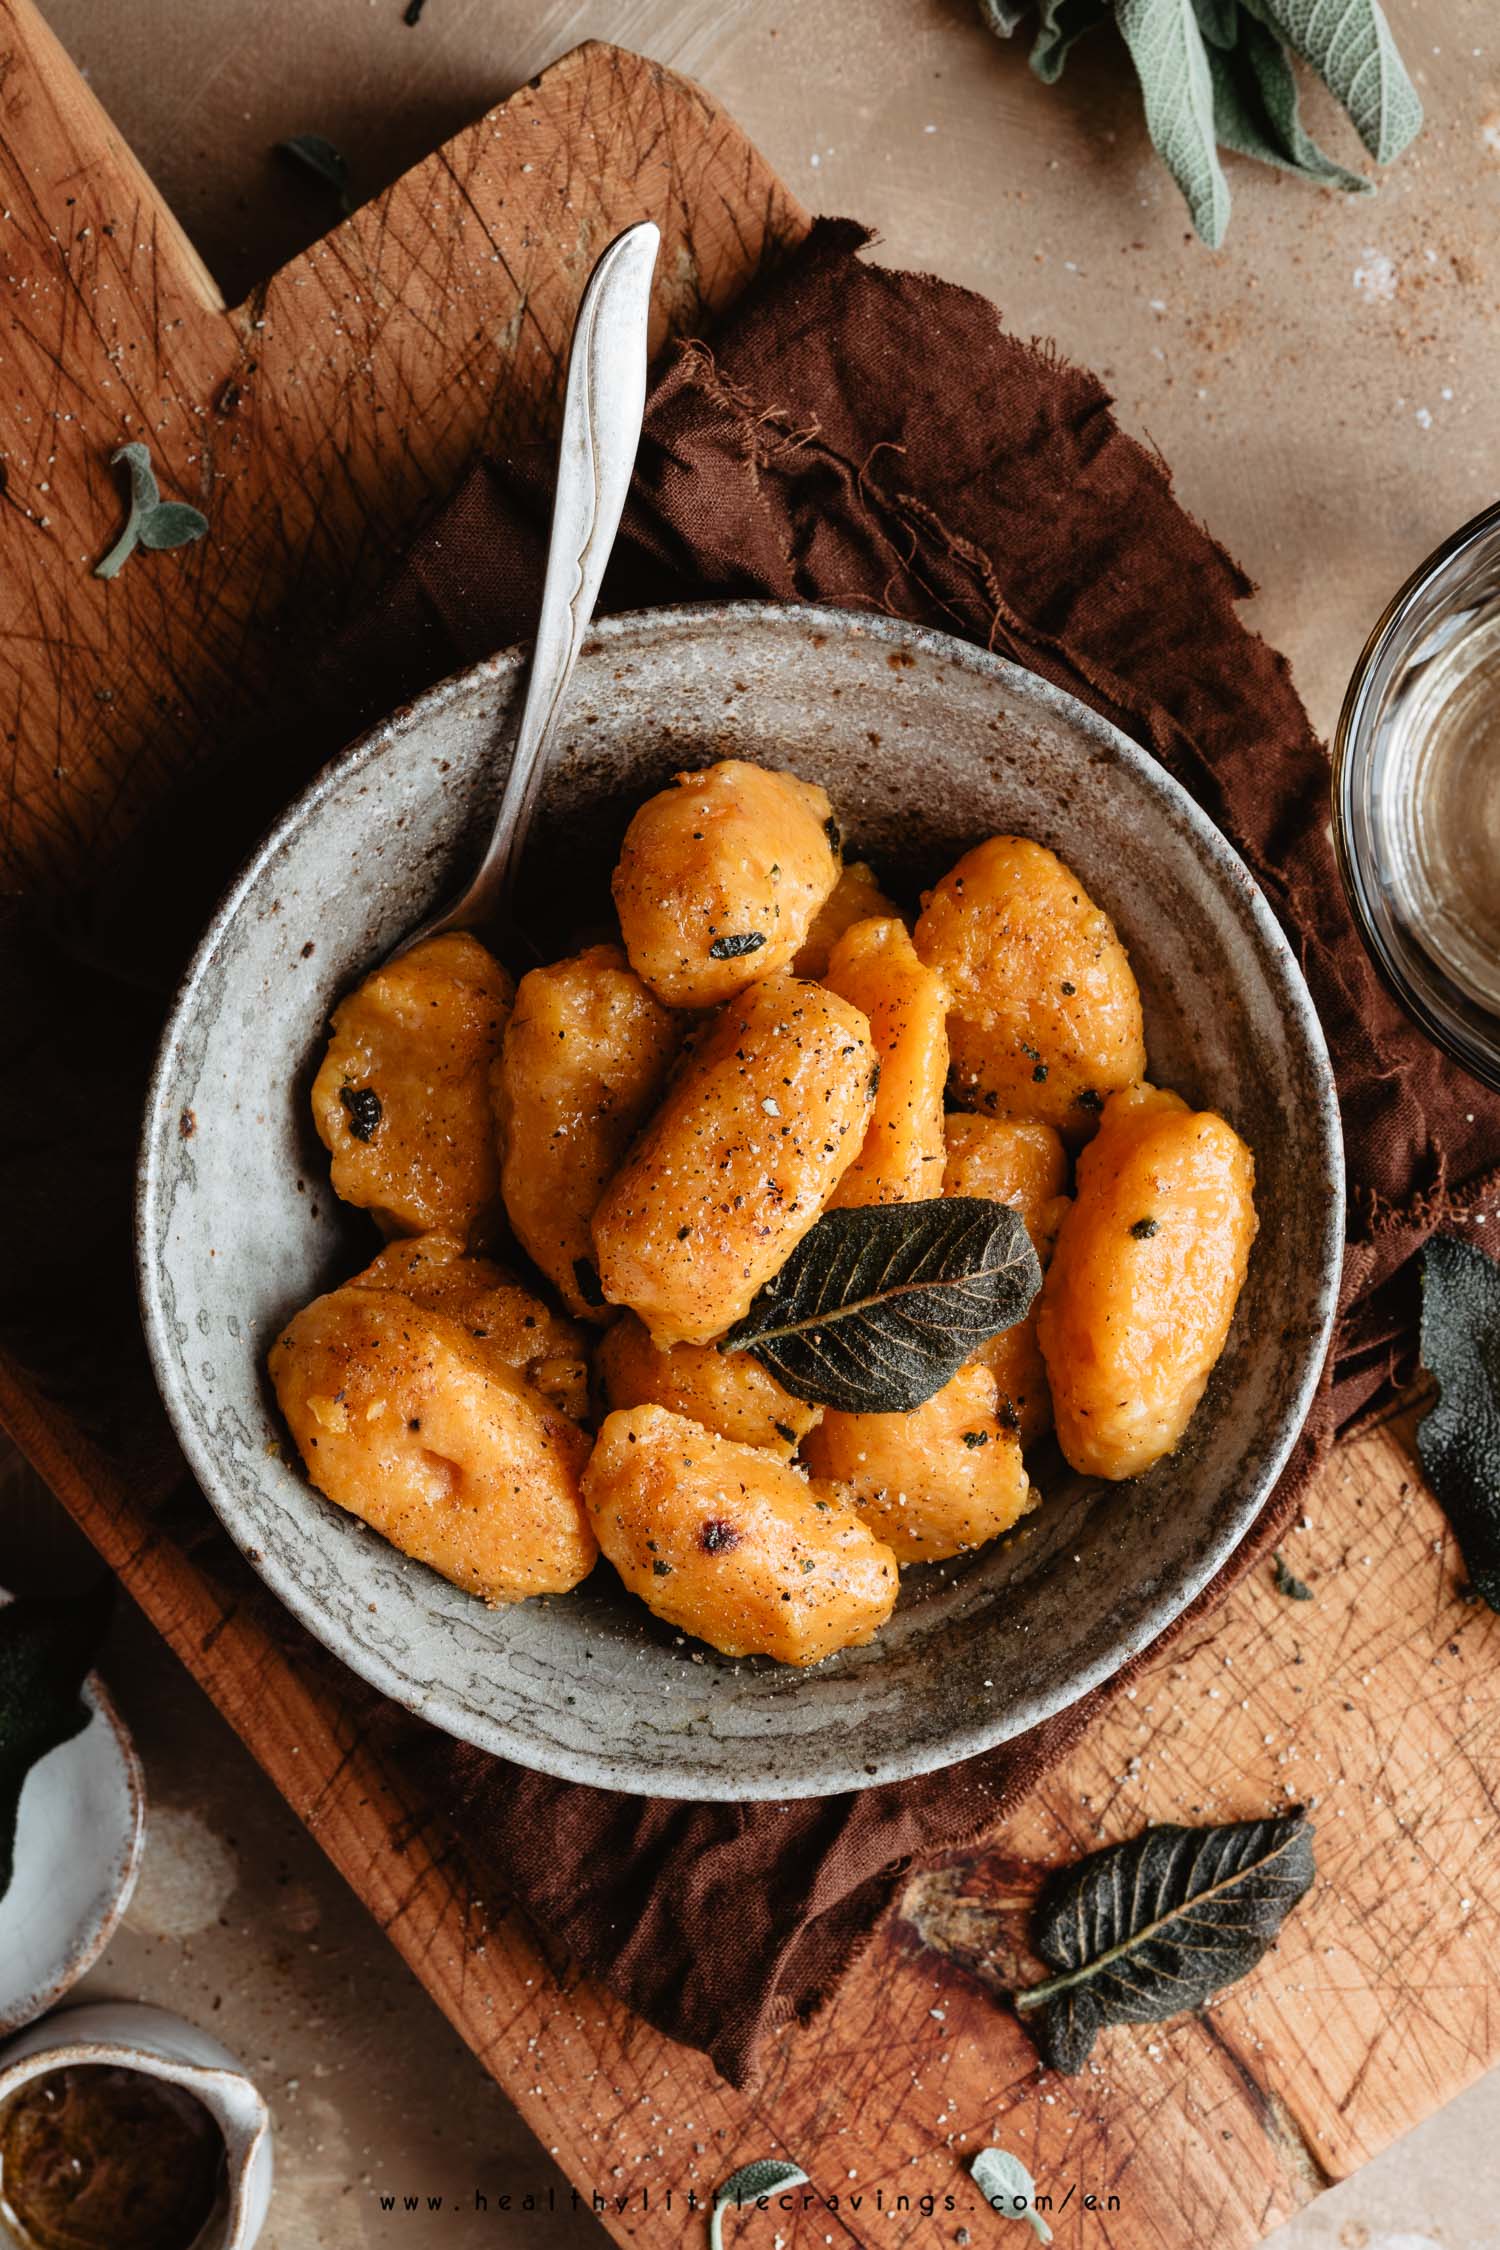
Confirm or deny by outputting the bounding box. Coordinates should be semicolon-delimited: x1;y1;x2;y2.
1333;500;1500;1093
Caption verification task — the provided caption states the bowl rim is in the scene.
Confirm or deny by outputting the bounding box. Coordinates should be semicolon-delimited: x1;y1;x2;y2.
136;598;1344;1798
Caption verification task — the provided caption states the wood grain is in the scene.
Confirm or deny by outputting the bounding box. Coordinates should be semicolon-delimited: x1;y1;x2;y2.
0;1;804;896
2;10;1496;2246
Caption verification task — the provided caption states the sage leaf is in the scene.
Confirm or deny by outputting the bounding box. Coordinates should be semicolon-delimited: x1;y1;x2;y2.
1210;6;1371;188
1191;0;1241;49
721;1197;1041;1415
1117;0;1231;247
977;0;1030;34
276;132;355;214
1029;0;1111;84
1014;1811;1315;2072
1417;1233;1500;1611
0;1585;112;1903
1272;1551;1313;1600
1252;0;1421;163
970;2149;1052;2243
138;501;213;553
95;442;209;580
709;2159;809;2250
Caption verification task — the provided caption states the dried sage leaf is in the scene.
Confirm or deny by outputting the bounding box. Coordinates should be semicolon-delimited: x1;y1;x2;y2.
1271;1551;1313;1600
1417;1232;1500;1611
0;1585;112;1903
709;2159;810;2250
1014;1811;1314;2072
970;2149;1052;2243
1253;0;1421;163
95;442;209;580
982;0;1418;242
1208;6;1371;190
721;1197;1041;1415
1116;0;1231;247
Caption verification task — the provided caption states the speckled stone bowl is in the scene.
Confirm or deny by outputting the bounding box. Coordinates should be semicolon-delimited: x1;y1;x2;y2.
137;603;1342;1800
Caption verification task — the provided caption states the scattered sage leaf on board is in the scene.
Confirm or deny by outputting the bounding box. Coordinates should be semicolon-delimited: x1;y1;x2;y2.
1014;1810;1314;2072
709;2159;810;2250
1208;7;1370;190
1116;0;1231;248
970;2149;1052;2243
0;1584;113;1903
95;443;209;580
1272;1551;1313;1601
1417;1233;1500;1611
1252;0;1421;164
276;133;355;215
1029;0;1111;84
721;1197;1041;1415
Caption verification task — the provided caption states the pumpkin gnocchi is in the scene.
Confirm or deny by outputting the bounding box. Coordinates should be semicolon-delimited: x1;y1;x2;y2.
1038;1084;1257;1480
277;757;1257;1667
311;931;513;1238
583;1405;898;1664
914;836;1145;1140
613;759;841;1007
590;973;877;1346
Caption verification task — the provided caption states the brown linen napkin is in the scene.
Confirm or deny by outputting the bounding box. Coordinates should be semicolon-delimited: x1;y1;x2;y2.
281;219;1500;2084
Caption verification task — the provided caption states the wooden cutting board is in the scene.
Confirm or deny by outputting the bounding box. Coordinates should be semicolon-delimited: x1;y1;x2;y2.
3;5;1497;2241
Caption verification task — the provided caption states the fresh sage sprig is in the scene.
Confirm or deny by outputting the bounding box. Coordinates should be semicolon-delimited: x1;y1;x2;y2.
1417;1233;1500;1610
95;442;209;580
720;1197;1041;1415
970;2149;1052;2243
979;0;1422;245
0;1585;112;1903
1014;1810;1315;2071
709;2159;809;2250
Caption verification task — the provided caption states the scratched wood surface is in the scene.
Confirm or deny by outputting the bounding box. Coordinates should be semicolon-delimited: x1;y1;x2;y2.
1;8;1497;2244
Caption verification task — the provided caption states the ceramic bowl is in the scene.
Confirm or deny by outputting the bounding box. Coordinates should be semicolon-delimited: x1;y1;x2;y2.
0;1596;144;2036
0;2001;273;2249
136;603;1342;1800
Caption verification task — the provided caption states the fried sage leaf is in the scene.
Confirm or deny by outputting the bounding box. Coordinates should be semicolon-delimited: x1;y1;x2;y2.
1014;1811;1315;2073
1418;1232;1500;1610
721;1197;1040;1415
709;2159;809;2250
0;1585;112;1902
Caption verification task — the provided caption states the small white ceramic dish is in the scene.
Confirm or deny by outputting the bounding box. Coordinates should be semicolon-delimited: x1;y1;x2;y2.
0;2001;273;2250
0;1598;144;2037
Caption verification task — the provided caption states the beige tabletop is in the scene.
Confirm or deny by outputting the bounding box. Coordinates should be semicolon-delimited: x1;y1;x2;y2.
24;0;1500;2241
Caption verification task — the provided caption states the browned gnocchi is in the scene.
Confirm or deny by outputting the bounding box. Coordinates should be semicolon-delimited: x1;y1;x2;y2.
269;1270;594;1603
590;973;877;1345
279;755;1257;1663
494;944;680;1320
914;836;1145;1140
598;1312;821;1460
613;759;841;1007
311;931;512;1238
583;1405;898;1663
943;1114;1071;1443
1038;1084;1257;1479
822;916;948;1208
801;1362;1033;1563
794;860;904;977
